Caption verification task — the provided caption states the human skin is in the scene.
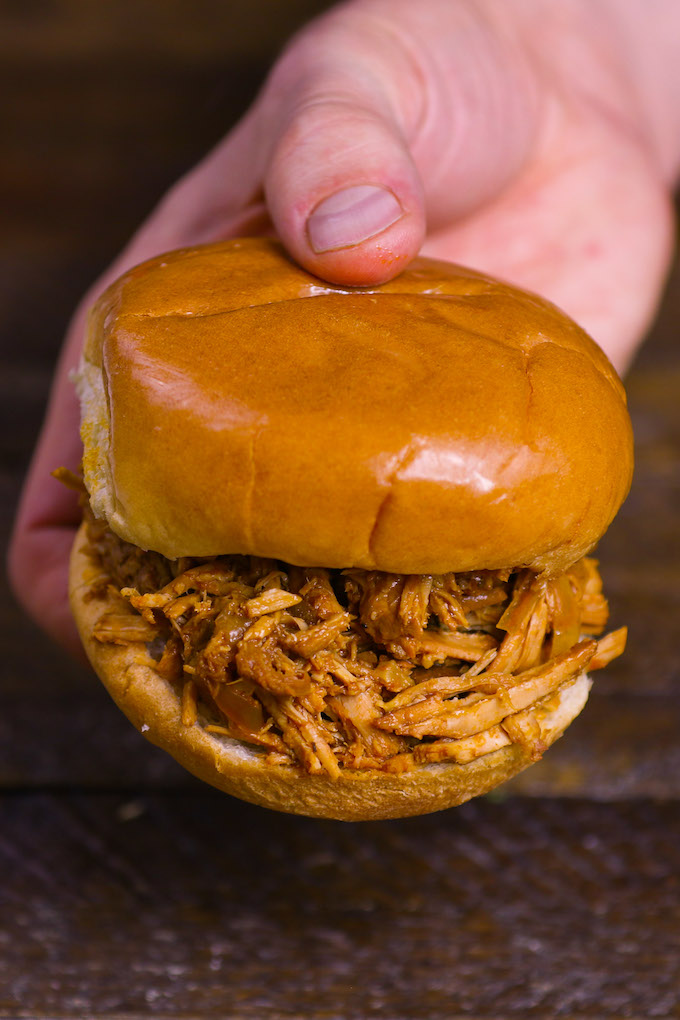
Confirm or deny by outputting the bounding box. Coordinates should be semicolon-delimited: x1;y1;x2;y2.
8;0;680;655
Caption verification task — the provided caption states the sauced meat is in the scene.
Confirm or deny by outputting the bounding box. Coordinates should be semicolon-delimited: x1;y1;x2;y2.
85;508;626;777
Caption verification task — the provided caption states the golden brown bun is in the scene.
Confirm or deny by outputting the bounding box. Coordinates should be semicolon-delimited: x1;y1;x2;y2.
70;524;591;821
78;238;632;575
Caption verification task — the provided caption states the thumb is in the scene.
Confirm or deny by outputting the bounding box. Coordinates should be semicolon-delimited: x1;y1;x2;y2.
260;10;427;286
259;1;539;286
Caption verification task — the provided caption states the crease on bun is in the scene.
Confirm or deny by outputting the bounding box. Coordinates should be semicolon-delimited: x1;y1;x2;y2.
70;523;592;822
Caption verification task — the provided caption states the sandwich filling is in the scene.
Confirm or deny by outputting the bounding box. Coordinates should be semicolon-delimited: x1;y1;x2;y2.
84;504;625;777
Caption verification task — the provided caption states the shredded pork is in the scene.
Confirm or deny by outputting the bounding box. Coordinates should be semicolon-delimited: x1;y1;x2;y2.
84;507;626;777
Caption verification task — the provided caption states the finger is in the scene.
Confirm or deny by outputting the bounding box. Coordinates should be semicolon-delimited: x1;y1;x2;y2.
260;10;425;286
259;1;539;286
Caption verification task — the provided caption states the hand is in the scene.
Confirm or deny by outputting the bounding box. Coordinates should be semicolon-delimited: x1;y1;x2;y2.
9;0;678;654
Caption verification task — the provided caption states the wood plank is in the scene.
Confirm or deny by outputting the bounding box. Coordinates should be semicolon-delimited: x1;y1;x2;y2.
1;793;679;1018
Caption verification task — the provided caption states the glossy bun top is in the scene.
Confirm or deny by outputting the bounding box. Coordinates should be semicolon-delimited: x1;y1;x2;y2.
78;238;633;575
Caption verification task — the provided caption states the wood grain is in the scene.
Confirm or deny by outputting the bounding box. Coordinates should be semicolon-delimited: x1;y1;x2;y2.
2;793;680;1018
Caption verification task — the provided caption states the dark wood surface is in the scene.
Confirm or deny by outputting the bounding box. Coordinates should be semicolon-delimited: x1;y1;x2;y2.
1;3;679;1017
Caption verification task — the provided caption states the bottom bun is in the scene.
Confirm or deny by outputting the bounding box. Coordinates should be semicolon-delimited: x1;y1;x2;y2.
70;524;591;821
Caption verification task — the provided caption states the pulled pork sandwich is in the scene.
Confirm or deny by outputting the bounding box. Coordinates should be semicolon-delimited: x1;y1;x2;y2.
69;238;633;820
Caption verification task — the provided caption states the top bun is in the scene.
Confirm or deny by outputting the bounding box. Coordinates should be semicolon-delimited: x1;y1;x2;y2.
78;238;633;576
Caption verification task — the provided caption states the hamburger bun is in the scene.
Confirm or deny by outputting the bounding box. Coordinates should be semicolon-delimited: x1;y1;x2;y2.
71;238;632;820
78;238;632;577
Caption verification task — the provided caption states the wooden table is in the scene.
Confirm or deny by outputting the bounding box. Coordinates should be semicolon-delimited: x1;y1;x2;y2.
2;3;679;1017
